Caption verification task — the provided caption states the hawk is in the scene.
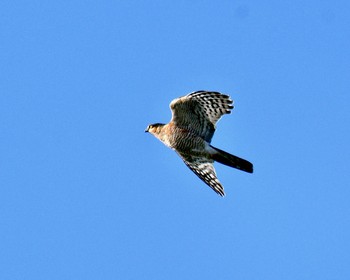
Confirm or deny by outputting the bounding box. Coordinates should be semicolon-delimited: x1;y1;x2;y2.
145;90;253;196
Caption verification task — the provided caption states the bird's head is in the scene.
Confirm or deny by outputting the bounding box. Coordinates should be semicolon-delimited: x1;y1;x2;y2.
145;123;164;135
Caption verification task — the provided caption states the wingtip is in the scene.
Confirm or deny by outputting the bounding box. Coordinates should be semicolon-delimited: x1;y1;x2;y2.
218;191;226;197
214;186;226;197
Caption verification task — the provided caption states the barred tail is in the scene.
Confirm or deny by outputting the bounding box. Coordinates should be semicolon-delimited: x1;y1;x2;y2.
210;146;253;173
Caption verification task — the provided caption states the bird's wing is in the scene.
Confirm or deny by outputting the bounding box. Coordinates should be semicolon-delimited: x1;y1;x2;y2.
169;91;233;142
178;153;225;196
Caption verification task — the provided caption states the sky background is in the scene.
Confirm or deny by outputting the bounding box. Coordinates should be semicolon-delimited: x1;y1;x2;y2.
1;1;350;279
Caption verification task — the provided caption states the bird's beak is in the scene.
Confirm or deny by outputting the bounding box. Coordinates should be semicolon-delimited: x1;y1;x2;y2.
145;126;149;133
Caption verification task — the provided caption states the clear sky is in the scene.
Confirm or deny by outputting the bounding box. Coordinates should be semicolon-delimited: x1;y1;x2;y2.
1;1;350;279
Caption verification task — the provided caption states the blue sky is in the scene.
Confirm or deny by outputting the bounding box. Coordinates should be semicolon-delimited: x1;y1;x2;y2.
1;1;350;279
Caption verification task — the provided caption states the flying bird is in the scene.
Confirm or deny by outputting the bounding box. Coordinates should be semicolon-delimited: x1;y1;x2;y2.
145;90;253;196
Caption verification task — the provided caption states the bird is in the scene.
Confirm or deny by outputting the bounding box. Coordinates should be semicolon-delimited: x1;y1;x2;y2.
145;90;253;196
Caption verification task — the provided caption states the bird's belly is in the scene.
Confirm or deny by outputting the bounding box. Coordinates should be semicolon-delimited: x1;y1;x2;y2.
168;133;207;154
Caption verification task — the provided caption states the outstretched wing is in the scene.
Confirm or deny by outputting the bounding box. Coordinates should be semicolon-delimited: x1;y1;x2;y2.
169;91;233;142
178;153;225;196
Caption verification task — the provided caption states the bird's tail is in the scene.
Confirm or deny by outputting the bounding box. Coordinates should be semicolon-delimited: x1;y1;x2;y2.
210;145;253;173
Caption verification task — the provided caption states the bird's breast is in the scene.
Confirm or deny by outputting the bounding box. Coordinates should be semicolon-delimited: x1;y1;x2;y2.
162;125;206;154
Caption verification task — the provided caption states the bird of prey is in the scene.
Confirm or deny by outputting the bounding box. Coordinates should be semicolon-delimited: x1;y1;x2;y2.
145;90;253;196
